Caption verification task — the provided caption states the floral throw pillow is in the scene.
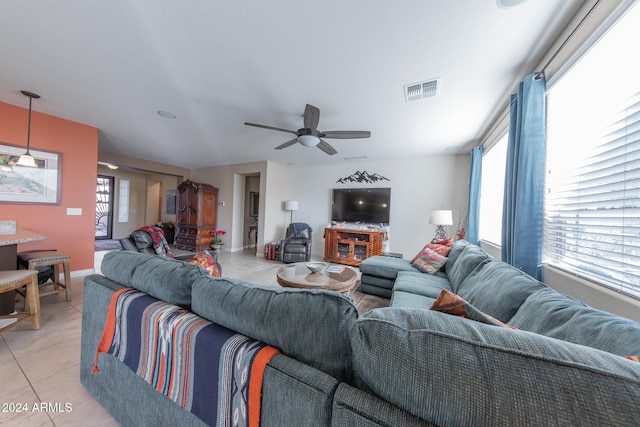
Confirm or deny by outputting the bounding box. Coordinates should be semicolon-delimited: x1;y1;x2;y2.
426;243;451;256
429;289;514;328
411;248;448;274
187;253;221;277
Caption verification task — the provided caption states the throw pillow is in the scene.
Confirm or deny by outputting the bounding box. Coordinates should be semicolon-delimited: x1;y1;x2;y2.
427;243;451;256
432;237;454;247
410;244;430;263
187;253;221;277
429;289;513;328
411;248;447;274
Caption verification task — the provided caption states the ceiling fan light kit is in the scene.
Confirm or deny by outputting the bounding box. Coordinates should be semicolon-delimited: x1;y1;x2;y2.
297;134;320;147
244;104;371;155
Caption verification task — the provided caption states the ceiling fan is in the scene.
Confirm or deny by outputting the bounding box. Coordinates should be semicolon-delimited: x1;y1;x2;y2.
244;104;371;155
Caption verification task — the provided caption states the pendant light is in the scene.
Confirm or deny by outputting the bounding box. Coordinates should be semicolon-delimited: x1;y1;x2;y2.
16;90;40;168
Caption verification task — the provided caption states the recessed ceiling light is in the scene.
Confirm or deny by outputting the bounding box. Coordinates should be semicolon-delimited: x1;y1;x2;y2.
344;155;368;161
157;110;176;119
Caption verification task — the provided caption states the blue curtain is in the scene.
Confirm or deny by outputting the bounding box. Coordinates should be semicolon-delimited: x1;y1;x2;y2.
467;146;484;245
501;72;546;280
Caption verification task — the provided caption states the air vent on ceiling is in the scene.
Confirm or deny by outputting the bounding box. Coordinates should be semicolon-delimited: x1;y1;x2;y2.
404;78;441;102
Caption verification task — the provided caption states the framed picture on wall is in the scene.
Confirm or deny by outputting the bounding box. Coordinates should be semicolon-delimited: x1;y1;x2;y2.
166;189;177;214
0;142;62;205
249;191;259;217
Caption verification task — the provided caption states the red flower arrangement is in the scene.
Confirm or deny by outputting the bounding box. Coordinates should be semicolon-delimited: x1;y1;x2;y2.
210;229;226;244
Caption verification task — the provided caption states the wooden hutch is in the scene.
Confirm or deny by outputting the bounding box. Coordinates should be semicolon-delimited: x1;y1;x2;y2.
324;227;385;266
174;180;219;252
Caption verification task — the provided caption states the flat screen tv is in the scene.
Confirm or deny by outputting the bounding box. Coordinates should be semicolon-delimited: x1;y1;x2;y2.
331;188;391;225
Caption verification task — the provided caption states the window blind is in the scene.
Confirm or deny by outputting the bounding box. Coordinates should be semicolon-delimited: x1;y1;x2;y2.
544;3;640;299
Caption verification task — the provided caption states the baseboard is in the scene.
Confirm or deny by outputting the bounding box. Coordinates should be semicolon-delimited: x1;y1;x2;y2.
66;268;95;279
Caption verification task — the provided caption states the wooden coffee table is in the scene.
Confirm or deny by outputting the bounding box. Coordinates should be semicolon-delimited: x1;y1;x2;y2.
276;263;358;294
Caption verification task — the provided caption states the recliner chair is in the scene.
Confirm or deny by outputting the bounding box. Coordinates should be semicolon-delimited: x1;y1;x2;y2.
119;227;171;256
120;227;221;273
280;223;313;263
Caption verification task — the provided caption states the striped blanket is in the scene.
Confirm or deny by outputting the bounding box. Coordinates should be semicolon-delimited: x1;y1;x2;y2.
93;288;279;427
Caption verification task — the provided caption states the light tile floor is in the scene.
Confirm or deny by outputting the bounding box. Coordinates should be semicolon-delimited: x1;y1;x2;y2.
0;248;361;426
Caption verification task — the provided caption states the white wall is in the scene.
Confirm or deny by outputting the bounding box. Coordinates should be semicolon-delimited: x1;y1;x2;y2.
287;154;469;259
191;154;470;259
192;161;268;252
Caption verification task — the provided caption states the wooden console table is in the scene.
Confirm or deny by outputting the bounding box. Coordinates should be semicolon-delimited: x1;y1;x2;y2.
323;227;384;266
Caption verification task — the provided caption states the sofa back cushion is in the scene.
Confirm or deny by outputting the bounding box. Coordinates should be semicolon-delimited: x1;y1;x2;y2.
350;308;640;426
509;289;640;356
442;239;470;273
445;243;492;292
100;251;208;307
191;276;358;382
454;260;549;323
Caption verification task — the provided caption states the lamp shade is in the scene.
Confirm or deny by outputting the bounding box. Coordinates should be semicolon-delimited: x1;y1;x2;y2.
285;200;299;211
429;210;453;225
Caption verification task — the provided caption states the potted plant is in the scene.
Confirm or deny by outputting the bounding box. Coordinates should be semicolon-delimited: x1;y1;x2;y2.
210;229;226;251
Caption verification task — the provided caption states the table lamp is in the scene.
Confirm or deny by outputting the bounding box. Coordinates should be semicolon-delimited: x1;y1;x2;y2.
429;210;453;241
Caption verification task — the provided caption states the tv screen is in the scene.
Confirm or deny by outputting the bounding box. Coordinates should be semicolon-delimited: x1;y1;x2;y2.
331;188;391;225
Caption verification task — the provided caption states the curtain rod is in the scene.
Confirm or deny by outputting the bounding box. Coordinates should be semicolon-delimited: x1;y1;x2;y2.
478;0;603;149
533;0;602;80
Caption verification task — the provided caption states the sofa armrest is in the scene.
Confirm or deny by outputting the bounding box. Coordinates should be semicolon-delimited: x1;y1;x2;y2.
118;237;137;251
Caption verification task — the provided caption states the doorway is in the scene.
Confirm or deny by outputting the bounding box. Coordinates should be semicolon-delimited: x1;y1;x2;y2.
96;175;115;239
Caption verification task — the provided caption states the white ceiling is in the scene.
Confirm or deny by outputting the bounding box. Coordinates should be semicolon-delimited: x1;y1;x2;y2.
0;0;583;169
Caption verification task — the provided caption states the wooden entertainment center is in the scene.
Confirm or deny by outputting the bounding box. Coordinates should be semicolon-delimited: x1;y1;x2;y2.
324;227;385;266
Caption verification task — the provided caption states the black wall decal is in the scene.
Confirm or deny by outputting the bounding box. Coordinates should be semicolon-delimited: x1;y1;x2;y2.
337;171;390;184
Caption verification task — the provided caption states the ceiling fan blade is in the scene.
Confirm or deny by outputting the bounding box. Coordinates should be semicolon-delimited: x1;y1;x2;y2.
317;139;337;155
274;138;299;150
321;130;371;139
303;104;320;130
244;122;298;135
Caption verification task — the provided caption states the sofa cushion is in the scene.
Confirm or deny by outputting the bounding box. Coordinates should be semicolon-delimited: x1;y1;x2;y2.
445;243;492;292
190;276;358;382
359;256;416;279
442;239;470;274
360;273;395;290
351;308;640;426
100;251;209;308
411;248;447;274
509;289;640;356
389;289;436;309
454;260;549;323
394;271;451;298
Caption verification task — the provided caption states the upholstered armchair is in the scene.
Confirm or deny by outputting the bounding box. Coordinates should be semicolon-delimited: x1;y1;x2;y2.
280;223;313;263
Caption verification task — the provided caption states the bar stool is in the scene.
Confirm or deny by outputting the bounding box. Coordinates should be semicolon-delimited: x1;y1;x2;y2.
17;251;71;309
0;270;41;332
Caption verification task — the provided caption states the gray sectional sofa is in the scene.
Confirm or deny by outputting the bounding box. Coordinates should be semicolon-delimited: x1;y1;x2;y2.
81;245;640;426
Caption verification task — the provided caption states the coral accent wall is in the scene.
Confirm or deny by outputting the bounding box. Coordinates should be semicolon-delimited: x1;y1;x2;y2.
0;101;98;272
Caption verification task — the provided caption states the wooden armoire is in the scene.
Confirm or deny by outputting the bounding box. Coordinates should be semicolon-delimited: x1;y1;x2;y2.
174;180;219;252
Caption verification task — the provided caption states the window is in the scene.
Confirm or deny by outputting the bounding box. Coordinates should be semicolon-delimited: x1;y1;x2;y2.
479;133;508;246
118;179;130;223
544;2;640;299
